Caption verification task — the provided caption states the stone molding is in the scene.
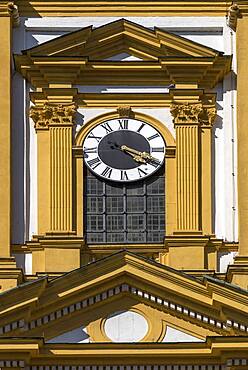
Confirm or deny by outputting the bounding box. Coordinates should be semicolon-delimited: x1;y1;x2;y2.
170;102;216;126
30;103;77;130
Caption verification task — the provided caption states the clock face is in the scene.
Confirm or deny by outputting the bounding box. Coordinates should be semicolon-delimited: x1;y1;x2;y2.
83;118;165;182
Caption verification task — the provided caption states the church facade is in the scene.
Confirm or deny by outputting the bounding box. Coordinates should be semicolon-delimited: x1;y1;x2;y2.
0;0;248;368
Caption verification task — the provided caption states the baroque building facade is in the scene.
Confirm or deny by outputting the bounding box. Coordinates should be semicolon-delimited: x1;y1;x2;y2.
0;0;248;368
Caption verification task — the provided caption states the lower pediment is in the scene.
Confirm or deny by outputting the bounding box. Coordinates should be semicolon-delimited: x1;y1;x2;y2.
0;252;248;342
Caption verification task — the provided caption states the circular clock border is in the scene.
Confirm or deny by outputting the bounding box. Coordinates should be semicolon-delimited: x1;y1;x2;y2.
82;117;166;183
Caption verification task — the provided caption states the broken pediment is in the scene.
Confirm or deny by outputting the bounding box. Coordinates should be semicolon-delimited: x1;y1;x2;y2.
14;19;231;89
0;251;248;343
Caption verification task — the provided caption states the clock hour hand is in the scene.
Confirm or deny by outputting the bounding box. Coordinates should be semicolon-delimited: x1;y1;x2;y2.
121;145;159;164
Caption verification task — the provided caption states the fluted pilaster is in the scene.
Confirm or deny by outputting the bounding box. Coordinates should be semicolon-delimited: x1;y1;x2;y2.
30;103;77;233
170;102;216;233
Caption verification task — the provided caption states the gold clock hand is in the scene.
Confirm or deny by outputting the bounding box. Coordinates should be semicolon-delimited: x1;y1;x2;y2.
120;145;146;163
121;145;158;163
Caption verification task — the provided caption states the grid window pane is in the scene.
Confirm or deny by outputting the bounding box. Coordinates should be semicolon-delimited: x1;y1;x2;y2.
147;214;165;231
127;214;145;231
87;233;105;243
147;196;164;213
147;232;164;243
126;183;145;195
127;197;145;213
147;176;164;194
87;197;104;213
127;232;145;242
106;215;124;231
87;177;104;195
87;215;104;231
106;183;123;195
106;197;124;213
107;233;125;243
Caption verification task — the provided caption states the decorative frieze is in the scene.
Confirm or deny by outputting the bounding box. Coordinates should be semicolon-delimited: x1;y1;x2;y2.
30;103;77;130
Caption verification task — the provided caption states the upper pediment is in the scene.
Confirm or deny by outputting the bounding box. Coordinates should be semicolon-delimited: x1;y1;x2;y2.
14;19;232;89
21;19;219;60
0;251;248;343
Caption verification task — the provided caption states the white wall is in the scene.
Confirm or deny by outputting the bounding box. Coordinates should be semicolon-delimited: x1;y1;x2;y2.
12;16;238;259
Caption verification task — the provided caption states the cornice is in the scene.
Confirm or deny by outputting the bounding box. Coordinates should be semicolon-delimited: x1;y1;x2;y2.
0;337;248;366
15;0;233;17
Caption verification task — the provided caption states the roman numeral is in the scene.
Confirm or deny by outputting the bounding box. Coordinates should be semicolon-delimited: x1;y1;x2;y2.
120;170;128;181
151;147;164;153
149;160;160;168
101;122;113;133
84;147;98;154
138;168;147;178
147;133;159;141
88;132;103;142
137;123;145;133
101;166;112;178
87;157;101;169
118;119;128;130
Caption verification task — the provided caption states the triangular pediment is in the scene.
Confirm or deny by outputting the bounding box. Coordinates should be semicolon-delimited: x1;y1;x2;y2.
1;251;248;343
14;19;231;89
21;19;219;61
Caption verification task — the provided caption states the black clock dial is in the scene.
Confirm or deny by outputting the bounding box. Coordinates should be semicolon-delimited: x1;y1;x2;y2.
98;130;150;170
83;118;165;182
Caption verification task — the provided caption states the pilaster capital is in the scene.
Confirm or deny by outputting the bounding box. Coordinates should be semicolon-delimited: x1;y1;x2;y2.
0;2;20;27
170;102;216;127
30;102;77;130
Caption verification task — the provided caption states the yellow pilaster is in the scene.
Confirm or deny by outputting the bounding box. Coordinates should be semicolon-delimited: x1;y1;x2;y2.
30;102;76;234
0;4;12;258
200;107;216;235
228;13;248;289
29;99;82;274
237;16;248;256
171;103;202;233
0;2;23;291
166;96;217;270
49;106;75;233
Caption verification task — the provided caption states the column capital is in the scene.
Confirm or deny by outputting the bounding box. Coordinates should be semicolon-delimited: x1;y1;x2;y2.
30;102;77;131
170;102;216;127
0;1;19;27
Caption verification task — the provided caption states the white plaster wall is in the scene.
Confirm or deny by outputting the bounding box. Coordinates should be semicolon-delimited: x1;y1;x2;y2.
104;311;148;342
12;16;238;251
162;325;203;343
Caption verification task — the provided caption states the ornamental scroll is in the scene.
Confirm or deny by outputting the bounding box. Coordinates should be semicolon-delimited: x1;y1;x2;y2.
30;103;77;130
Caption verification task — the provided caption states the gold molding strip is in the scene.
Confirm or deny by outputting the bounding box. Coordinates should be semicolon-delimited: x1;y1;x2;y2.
15;0;234;17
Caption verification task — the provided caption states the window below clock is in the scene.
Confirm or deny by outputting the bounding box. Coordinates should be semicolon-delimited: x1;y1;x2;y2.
84;167;165;244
